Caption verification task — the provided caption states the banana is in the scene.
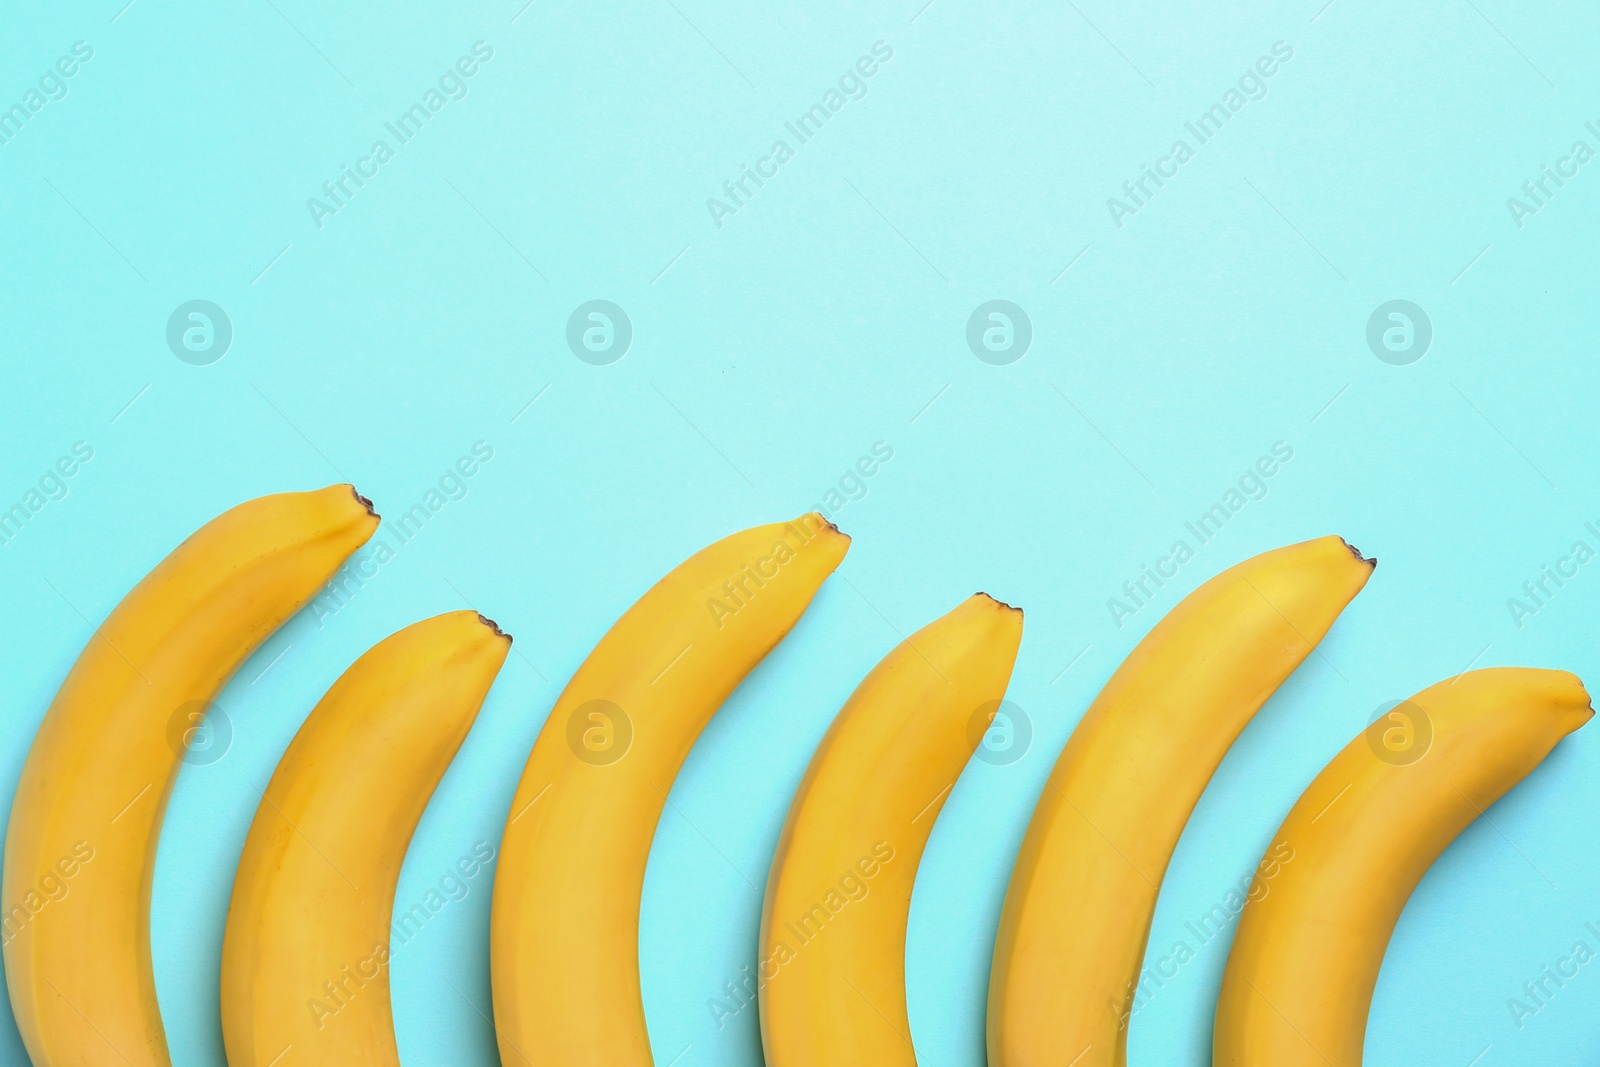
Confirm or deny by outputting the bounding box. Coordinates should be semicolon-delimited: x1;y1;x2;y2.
759;592;1023;1067
220;610;510;1066
1214;668;1592;1066
490;514;849;1065
2;486;377;1067
988;536;1374;1067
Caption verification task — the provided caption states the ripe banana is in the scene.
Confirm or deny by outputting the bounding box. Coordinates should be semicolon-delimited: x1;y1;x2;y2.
988;535;1374;1067
1214;667;1592;1066
490;514;849;1065
760;592;1023;1067
220;609;510;1066
2;486;377;1067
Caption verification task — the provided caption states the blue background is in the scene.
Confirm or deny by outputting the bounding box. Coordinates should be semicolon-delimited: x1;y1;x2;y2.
3;0;1599;1064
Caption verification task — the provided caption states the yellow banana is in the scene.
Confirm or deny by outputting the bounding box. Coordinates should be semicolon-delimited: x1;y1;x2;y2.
2;486;377;1067
220;609;510;1066
988;535;1374;1067
490;514;849;1065
760;593;1023;1067
1214;667;1592;1066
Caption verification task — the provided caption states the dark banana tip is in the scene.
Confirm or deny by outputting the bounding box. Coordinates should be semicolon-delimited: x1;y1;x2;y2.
1339;537;1376;568
477;613;512;643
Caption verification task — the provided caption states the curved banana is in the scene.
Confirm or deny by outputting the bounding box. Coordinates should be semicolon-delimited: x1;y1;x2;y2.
1215;668;1592;1066
220;610;510;1065
490;514;849;1065
988;535;1374;1067
760;592;1023;1067
2;486;377;1067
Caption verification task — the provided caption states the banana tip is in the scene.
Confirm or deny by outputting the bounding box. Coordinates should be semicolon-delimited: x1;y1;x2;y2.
1339;536;1376;568
476;612;512;643
976;591;1022;615
350;485;379;518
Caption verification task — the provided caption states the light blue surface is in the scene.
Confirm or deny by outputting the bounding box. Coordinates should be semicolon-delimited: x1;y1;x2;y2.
3;1;1599;1064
